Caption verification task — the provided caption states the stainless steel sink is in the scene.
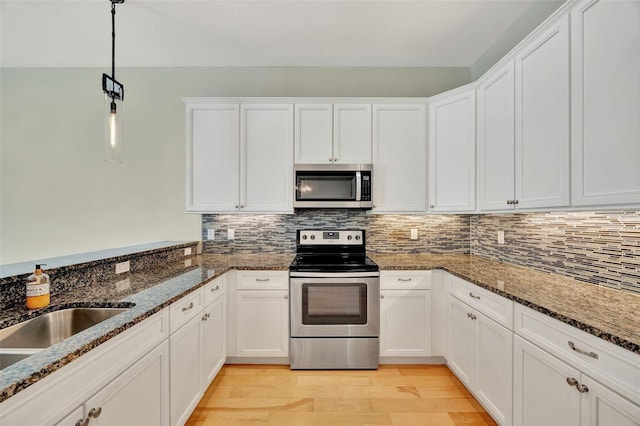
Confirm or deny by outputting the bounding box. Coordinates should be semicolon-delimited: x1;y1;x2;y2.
0;307;130;350
0;352;33;369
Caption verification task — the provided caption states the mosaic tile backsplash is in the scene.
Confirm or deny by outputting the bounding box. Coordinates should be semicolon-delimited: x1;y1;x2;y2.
471;211;640;294
202;210;471;255
203;209;640;294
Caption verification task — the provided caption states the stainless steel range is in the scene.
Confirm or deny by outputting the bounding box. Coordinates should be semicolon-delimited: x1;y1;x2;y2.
289;229;380;369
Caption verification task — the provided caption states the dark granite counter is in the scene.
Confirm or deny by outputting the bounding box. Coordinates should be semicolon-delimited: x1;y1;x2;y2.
1;252;638;404
371;254;640;355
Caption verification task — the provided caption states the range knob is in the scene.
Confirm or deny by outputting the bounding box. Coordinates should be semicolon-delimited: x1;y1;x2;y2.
310;235;315;240
302;235;307;240
347;235;353;240
355;235;361;240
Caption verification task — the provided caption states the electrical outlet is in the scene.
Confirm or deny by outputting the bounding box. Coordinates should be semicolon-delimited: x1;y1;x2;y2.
115;278;131;292
228;228;235;240
207;229;215;240
184;247;192;256
115;260;130;274
410;229;418;240
184;258;192;268
498;230;505;245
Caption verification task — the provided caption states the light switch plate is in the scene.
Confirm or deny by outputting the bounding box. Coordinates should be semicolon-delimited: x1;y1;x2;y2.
498;230;505;244
410;229;418;240
184;247;192;256
207;229;215;240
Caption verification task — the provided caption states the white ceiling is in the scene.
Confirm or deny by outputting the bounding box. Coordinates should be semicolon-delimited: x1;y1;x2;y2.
1;0;549;68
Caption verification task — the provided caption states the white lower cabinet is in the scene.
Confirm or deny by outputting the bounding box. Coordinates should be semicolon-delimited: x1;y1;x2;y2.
379;271;432;359
380;289;431;357
231;271;289;359
169;275;227;426
447;279;513;426
81;341;170;426
514;336;640;426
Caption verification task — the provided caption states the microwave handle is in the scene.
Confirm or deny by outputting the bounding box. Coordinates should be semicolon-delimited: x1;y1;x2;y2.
355;171;362;201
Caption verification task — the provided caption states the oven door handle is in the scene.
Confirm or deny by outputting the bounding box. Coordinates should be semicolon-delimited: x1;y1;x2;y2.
290;271;380;278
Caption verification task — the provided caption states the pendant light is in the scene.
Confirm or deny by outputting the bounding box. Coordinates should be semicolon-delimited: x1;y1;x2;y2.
102;0;125;163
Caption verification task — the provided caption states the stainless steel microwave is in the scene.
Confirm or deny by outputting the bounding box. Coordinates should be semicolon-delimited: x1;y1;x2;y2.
294;164;373;209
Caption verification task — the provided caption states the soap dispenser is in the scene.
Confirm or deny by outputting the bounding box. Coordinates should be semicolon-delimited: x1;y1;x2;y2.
26;264;50;309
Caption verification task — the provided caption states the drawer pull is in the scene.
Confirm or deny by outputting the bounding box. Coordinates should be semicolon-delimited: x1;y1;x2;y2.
75;419;88;426
398;278;412;282
568;341;599;359
211;285;220;292
469;292;481;300
466;312;477;320
256;278;270;282
182;302;194;312
576;384;589;393
566;377;579;387
88;407;102;418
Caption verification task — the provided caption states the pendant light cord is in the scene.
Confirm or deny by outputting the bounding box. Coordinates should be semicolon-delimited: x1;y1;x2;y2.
111;1;116;100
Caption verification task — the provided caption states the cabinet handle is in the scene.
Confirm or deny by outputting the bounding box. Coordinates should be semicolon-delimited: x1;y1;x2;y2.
329;158;333;162
211;285;220;292
235;205;239;208
469;292;480;300
240;205;244;208
506;200;512;205
88;407;102;418
256;278;270;282
568;341;599;359
576;384;589;393
398;278;412;282
182;302;194;312
75;419;87;426
334;157;338;162
514;200;519;205
466;313;477;320
284;294;289;299
380;295;385;299
202;313;210;321
566;377;579;387
430;205;435;208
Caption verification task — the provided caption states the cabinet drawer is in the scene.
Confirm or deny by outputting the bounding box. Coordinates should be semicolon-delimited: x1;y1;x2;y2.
514;304;640;403
448;274;513;329
204;275;225;306
236;271;288;290
170;288;204;334
381;271;431;289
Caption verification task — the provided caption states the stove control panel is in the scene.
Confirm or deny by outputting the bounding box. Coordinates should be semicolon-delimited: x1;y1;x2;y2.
298;230;363;245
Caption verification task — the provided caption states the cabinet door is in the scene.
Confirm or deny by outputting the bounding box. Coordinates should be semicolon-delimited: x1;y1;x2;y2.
513;336;581;426
447;295;474;388
236;290;289;357
241;104;294;213
170;315;203;426
187;104;240;212
571;0;640;207
514;16;570;209
582;375;640;426
83;340;170;426
477;63;516;211
333;104;372;164
372;104;427;212
201;295;226;390
295;104;333;164
428;90;476;212
474;311;513;426
380;289;431;357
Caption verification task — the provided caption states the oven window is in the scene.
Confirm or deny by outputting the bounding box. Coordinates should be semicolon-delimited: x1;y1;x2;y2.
296;172;356;201
302;283;367;325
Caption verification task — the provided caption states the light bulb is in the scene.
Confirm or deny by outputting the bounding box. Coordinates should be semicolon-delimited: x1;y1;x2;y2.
105;96;123;163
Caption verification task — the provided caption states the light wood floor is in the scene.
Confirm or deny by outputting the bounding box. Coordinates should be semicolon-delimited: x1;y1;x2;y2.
186;364;498;426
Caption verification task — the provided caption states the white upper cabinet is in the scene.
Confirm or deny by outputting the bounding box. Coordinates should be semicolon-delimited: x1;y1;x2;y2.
241;104;294;212
295;103;371;164
372;103;427;213
294;104;333;164
185;102;293;213
514;15;571;209
187;104;240;212
428;89;476;213
570;0;640;207
477;63;516;211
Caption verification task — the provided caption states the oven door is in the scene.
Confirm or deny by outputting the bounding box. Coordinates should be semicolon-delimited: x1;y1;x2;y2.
290;276;379;337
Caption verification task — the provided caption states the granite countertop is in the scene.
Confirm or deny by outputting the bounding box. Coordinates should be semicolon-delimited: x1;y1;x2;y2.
0;254;293;403
1;252;639;404
371;254;640;354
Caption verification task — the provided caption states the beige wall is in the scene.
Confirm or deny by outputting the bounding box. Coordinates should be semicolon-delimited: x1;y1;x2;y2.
0;66;470;264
